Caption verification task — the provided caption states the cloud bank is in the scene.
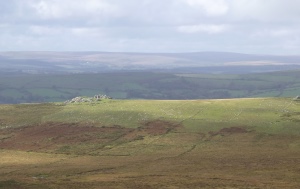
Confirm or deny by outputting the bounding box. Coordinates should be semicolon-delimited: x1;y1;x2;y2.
0;0;299;55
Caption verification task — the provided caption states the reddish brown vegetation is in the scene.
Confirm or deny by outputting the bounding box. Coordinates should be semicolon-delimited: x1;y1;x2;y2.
0;122;131;152
0;120;181;153
2;122;300;189
209;126;249;137
139;120;180;135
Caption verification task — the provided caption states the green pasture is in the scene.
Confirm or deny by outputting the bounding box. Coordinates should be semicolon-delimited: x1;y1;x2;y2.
1;98;299;135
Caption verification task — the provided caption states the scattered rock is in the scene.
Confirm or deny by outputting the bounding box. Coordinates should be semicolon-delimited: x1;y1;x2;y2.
64;94;112;104
94;94;112;100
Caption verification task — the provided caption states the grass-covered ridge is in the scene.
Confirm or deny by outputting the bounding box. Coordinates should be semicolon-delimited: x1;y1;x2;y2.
1;98;299;134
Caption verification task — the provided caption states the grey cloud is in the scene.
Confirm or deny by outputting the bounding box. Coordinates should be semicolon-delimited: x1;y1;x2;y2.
0;0;300;55
228;0;300;23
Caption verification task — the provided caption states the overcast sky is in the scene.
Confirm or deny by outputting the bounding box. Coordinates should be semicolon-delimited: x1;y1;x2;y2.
1;0;300;55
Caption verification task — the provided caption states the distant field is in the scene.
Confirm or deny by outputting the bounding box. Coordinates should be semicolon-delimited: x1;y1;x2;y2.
1;70;300;103
1;98;300;188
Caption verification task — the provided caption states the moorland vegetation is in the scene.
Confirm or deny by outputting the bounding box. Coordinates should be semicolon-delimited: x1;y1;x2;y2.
1;98;300;188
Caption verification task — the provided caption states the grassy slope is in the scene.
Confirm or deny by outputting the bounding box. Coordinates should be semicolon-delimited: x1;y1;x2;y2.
1;98;300;188
1;98;299;134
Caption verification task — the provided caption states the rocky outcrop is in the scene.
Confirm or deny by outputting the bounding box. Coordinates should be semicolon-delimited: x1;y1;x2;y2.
94;94;112;100
65;94;112;103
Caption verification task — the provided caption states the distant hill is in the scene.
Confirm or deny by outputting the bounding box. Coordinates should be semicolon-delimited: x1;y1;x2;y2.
1;51;300;74
1;71;300;104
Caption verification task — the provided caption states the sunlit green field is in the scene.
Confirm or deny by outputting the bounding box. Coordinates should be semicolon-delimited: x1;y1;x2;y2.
2;98;299;134
1;98;300;188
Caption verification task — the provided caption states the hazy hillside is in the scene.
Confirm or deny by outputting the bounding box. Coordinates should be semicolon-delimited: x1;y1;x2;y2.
1;51;300;104
1;51;300;74
1;71;300;104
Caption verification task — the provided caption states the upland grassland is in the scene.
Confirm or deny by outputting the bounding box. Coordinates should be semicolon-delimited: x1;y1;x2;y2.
1;98;300;188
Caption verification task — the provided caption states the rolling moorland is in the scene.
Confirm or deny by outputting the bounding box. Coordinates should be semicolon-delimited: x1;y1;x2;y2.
1;51;300;188
1;97;300;188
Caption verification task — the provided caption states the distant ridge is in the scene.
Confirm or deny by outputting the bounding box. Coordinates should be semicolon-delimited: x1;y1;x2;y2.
1;51;300;74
